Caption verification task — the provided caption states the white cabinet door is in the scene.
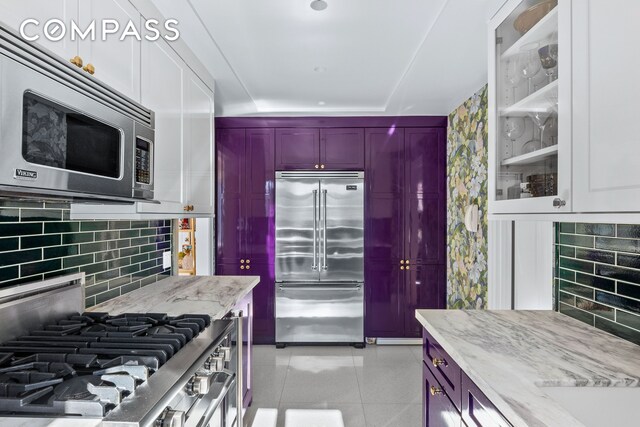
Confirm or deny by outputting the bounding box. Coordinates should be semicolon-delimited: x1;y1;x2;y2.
138;38;184;213
184;71;215;215
572;0;640;212
0;0;78;61
77;0;141;101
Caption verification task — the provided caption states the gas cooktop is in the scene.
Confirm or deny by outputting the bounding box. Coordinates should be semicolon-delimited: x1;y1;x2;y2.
0;312;211;418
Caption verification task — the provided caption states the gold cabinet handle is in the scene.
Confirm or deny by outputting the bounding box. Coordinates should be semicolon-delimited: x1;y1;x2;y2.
183;205;190;212
246;265;250;270
430;386;443;396
240;259;245;263
405;259;410;264
314;164;319;169
246;259;250;264
400;260;405;264
400;266;405;270
432;358;446;367
83;63;95;75
70;56;83;67
240;265;245;270
320;164;325;169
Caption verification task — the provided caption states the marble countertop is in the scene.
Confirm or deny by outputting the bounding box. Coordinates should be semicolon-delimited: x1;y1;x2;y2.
415;310;640;427
87;275;260;319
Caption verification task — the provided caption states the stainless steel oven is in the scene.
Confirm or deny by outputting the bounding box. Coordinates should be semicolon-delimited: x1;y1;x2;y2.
0;23;155;203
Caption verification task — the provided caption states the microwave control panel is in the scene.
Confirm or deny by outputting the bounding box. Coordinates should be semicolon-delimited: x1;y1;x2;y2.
135;138;152;185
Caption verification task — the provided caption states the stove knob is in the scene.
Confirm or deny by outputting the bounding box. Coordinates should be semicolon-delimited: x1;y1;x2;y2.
218;346;232;362
205;355;224;372
187;373;211;396
156;407;185;427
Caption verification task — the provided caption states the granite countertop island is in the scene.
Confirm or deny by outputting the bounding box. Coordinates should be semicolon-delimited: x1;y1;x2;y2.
415;310;640;427
87;275;260;318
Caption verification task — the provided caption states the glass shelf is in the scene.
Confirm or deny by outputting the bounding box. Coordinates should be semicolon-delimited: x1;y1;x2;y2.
501;144;558;166
501;79;558;116
501;7;558;59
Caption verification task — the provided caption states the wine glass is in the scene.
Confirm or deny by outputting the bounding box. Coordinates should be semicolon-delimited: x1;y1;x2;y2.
544;115;558;147
518;42;541;95
538;43;558;83
526;110;552;152
503;117;525;158
505;59;521;105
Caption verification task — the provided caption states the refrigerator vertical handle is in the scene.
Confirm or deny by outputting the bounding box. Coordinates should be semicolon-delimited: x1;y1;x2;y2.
322;189;328;270
312;189;318;271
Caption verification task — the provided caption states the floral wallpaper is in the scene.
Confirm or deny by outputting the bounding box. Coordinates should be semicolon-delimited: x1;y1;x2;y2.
447;85;488;309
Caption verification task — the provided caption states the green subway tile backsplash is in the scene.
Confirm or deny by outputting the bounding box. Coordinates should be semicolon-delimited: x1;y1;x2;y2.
556;222;640;346
0;201;172;308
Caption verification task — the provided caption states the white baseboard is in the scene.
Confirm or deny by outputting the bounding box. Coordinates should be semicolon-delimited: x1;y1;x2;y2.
372;338;421;345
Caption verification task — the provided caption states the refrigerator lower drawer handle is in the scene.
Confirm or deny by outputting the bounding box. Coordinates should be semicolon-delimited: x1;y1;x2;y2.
278;285;362;291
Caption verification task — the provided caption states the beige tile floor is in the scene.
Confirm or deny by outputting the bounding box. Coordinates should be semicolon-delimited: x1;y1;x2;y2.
245;345;423;427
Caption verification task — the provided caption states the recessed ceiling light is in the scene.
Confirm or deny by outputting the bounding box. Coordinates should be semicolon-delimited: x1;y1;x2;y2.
318;101;326;106
313;66;327;73
310;0;328;11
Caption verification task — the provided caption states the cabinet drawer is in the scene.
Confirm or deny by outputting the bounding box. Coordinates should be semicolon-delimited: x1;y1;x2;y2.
461;372;511;427
423;362;461;427
424;330;462;411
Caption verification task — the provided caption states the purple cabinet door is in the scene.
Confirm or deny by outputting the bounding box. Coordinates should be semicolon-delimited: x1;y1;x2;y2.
217;129;246;265
461;372;511;427
365;263;403;337
405;264;445;338
423;362;461;427
245;129;275;264
320;128;365;170
405;128;446;265
243;263;275;344
275;128;320;170
364;128;405;337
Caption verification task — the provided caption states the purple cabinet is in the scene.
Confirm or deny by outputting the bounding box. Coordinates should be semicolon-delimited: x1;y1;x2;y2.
275;128;320;170
365;127;445;338
275;127;365;170
423;362;461;427
422;329;512;427
320;128;365;170
462;373;511;427
216;129;276;343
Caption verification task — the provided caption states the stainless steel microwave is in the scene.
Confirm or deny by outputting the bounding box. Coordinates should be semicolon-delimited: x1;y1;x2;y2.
0;24;155;204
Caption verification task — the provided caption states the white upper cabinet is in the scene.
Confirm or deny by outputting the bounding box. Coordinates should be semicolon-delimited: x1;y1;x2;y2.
77;0;141;101
572;0;640;212
489;0;571;214
184;70;215;215
490;0;640;215
0;0;79;61
137;38;185;214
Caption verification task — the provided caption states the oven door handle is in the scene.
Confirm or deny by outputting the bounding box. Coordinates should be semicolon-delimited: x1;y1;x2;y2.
186;371;236;427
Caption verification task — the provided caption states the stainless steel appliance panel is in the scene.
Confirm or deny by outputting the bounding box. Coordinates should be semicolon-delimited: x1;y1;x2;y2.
275;178;321;282
275;283;364;343
319;178;364;282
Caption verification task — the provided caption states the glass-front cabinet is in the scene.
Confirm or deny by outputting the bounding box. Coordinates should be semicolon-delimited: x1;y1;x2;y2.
489;0;571;213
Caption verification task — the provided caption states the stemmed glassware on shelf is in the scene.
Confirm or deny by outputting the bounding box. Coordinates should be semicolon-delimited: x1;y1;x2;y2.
538;43;558;83
517;42;541;95
523;110;552;154
505;59;522;106
503;117;525;159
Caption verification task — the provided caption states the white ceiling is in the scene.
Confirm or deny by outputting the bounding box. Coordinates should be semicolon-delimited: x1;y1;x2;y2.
152;0;506;116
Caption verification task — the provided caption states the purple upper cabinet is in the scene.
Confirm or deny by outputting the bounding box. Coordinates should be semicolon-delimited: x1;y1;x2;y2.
365;128;405;195
245;129;275;264
275;128;320;170
217;129;246;265
320;128;365;170
405;128;446;265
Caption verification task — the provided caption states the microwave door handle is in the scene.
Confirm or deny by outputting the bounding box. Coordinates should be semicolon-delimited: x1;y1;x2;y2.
322;189;328;271
312;189;318;271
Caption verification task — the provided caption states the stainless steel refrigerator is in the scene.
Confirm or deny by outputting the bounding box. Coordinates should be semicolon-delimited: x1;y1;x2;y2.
275;171;364;346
